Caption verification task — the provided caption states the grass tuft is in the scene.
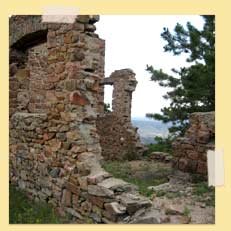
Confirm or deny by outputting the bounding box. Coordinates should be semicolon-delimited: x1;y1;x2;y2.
9;185;67;224
102;160;170;197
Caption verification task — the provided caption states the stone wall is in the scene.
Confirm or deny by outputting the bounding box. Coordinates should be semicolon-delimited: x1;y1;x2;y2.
9;15;149;223
172;112;215;175
9;16;49;116
96;69;144;160
9;16;48;48
97;113;143;160
9;16;214;223
10;112;152;223
9;15;105;117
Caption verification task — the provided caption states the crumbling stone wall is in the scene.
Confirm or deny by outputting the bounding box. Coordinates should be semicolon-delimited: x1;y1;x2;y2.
9;15;150;223
10;112;153;223
172;112;215;175
96;69;144;160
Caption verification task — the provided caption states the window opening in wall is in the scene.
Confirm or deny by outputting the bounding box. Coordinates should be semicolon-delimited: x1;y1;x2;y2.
103;85;113;112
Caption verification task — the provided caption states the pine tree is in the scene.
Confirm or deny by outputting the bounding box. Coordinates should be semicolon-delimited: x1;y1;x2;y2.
146;15;215;136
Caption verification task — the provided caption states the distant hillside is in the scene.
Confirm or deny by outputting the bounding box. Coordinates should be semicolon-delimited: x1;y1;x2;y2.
132;118;170;144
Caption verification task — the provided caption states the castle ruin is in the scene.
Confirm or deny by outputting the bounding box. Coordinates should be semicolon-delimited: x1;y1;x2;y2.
9;15;214;224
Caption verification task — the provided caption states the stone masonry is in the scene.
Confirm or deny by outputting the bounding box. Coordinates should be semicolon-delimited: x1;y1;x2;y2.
172;112;215;175
96;69;145;160
9;15;152;224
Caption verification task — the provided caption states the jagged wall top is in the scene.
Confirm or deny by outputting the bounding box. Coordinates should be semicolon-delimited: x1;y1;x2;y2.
9;15;100;48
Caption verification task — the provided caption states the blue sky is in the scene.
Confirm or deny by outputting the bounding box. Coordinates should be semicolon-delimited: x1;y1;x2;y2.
96;15;204;118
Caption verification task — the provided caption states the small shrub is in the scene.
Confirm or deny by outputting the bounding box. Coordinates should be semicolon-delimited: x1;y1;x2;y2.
155;190;166;197
104;103;111;113
144;135;174;156
205;193;215;207
193;182;214;196
165;191;182;199
192;182;215;207
183;206;191;217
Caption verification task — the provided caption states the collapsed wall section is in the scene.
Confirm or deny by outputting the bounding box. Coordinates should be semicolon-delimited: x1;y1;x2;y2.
172;112;215;175
96;113;143;160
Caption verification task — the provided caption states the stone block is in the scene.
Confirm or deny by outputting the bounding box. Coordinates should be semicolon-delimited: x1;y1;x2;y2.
98;177;137;192
49;167;60;178
16;69;30;81
129;208;166;224
88;195;105;208
66;130;81;140
65;181;80;195
48;139;62;152
87;172;111;185
118;193;152;215
76;15;90;24
197;161;207;174
61;189;72;206
78;176;88;190
104;202;126;216
88;185;114;198
69;49;85;62
178;158;189;171
89;212;101;223
187;150;199;160
69;91;89;105
65;207;83;219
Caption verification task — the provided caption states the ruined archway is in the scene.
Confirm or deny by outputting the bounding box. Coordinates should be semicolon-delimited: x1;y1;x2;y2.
9;21;48;116
9;15;152;224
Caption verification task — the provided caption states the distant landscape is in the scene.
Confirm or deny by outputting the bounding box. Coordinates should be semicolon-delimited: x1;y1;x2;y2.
132;117;170;144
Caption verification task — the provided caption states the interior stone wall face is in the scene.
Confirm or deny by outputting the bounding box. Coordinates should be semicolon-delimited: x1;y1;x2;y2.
172;112;215;175
9;15;150;224
27;43;48;113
